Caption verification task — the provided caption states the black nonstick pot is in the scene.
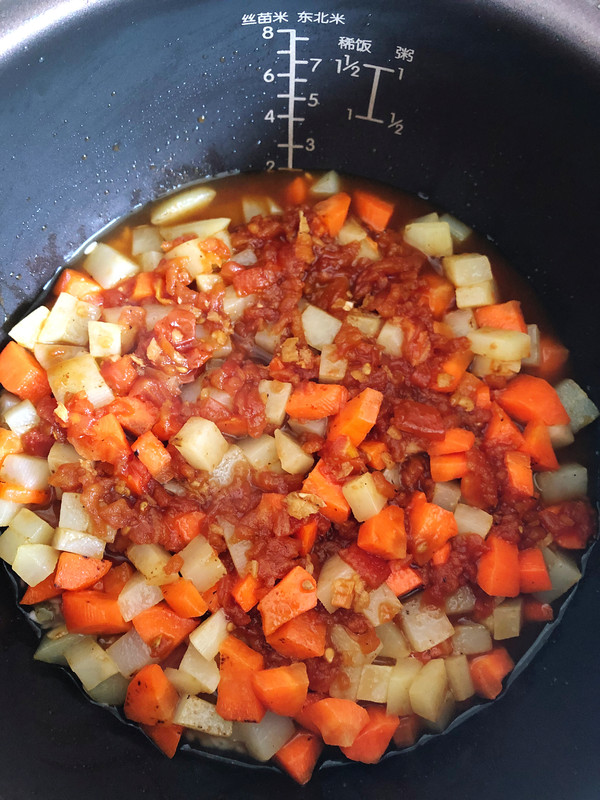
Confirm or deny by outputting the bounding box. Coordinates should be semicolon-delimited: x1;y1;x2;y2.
1;1;599;798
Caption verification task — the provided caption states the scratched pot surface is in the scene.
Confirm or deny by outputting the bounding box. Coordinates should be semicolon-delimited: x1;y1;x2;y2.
0;1;600;799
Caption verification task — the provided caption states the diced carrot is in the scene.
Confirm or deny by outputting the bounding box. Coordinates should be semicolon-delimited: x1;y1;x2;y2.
141;722;183;759
232;266;277;297
164;553;184;575
340;705;399;764
484;403;525;449
523;598;554;622
252;662;309;716
286;381;348;420
220;634;265;671
258;566;317;636
505;450;534;496
132;430;173;482
477;536;520;598
469;647;514;700
231;573;264;612
20;570;62;604
170;510;206;549
313;192;352;236
266;609;327;659
327;387;383;446
294;692;327;734
0;481;49;505
408;491;458;566
101;355;139;396
0;428;24;463
54;553;112;592
421;272;455;319
456;372;491;410
302;461;350;523
518;548;552;593
474;300;527;333
124;664;179;726
132;601;198;659
358;504;407;561
131;272;157;302
0;342;50;403
303;697;370;748
53;268;103;302
62;589;131;634
103;562;135;597
428;428;475;456
295;519;318;556
386;560;423;596
110;396;159;437
431;541;452;566
392;714;421;748
284;175;309;205
161;578;208;618
496;374;570;425
434;348;473;393
537;335;569;380
352;189;394;232
216;636;265;723
429;452;469;482
275;729;323;785
520;419;559;471
360;441;389;470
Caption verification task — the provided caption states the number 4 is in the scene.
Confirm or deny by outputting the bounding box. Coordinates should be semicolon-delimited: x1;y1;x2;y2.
265;109;275;122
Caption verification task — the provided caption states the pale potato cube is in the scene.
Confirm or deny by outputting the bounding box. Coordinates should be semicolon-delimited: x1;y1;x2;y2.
376;321;404;357
58;492;91;533
88;321;122;358
357;664;393;703
164;667;208;697
242;195;270;222
9;306;49;350
470;355;521;378
403;221;453;257
188;608;229;660
177;645;221;693
126;543;178;585
238;434;281;472
236;712;295;762
362;583;403;627
468;327;531;360
445;654;475;701
440;213;472;243
451;622;492;655
258;380;292;427
522;323;541;367
453;503;493;537
210;445;249;490
0;510;54;564
254;326;281;354
533;547;581;603
150;185;216;225
386;657;423;715
432;481;461;512
408;658;448;722
288;417;328;437
548;424;575;449
555;378;599;433
172;417;229;472
165;238;225;278
342;473;387;522
221;519;252;575
317;554;359;614
337;217;367;245
53;527;106;559
48;442;80;473
493;598;523;640
196;273;223;292
426;689;456;732
442;253;492;287
222;286;255;322
444;585;476;616
310;170;341;197
401;594;455;652
131;224;163;255
65;637;120;691
443;309;477;337
301;305;342;351
455;281;497;309
179;537;227;594
329;665;363;701
274;429;314;475
536;463;587;504
118;573;163;622
4;399;39;436
84;243;139;289
47;354;114;408
173;695;233;737
12;543;59;586
38;293;101;346
319;344;348;383
375;621;410;660
347;311;382;338
33;343;87;371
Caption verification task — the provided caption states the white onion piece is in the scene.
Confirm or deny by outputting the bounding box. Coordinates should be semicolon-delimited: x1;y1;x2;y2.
236;712;295;762
118;572;163;622
188;608;228;660
58;492;91;532
0;391;20;417
0;499;22;526
52;527;106;559
533;547;581;603
453;503;493;538
47;442;80;473
8;306;49;350
12;543;59;586
106;629;156;678
0;454;50;490
536;463;587;503
4;400;40;435
432;481;461;512
87;672;129;705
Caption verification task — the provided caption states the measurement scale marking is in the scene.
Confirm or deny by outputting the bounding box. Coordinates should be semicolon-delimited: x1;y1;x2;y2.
276;29;309;169
355;63;395;124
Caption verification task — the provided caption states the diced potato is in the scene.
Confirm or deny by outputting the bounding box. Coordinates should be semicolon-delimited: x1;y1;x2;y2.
47;354;114;408
330;623;381;668
38;292;101;346
555;378;599;433
493;598;523;640
443;309;477;337
362;583;403;627
4;399;39;436
386;657;422;715
376;320;404;357
118;572;163;622
48;442;80;473
87;672;129;705
131;224;163;255
172;417;229;472
34;343;88;371
34;626;85;665
346;311;382;338
64;636;120;691
536;463;587;503
453;503;493;537
238;434;281;472
0;500;22;527
0;509;54;564
401;594;455;652
179;537;227;593
470;355;521;378
288;417;328;437
159;218;230;242
357;664;393;703
12;543;59;586
533;547;581;604
548;424;575;449
126;543;178;586
342;472;387;522
165;238;225;278
258;380;292;427
164;667;206;697
409;658;448;722
310;170;341;196
328;665;361;701
53;527;106;559
442;253;492;287
59;492;91;533
88;321;122;358
403;221;453;257
222;286;255;322
0;453;49;490
319;344;348;383
521;323;541;367
317;554;359;614
337;216;368;245
445;654;475;701
274;430;314;475
150;185;216;225
451;622;492;655
301;305;342;351
432;481;461;512
425;689;456;733
196;273;223;292
221;520;252;575
468;327;530;360
411;212;439;224
254;325;281;354
177;644;221;693
440;213;472;243
455;281;497;309
173;695;233;737
242;195;270;222
375;621;410;660
8;306;49;350
188;608;229;660
236;712;295;762
84;243;139;289
106;629;155;678
232;248;258;267
444;585;476;616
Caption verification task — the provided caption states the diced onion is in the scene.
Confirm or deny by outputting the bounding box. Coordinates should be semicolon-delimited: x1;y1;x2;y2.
236;712;295;762
0;454;50;490
533;547;581;603
535;463;587;503
4;399;40;435
64;636;120;691
188;609;229;660
117;572;163;622
453;503;493;537
301;305;342;351
47;354;114;409
432;481;461;512
106;629;155;678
